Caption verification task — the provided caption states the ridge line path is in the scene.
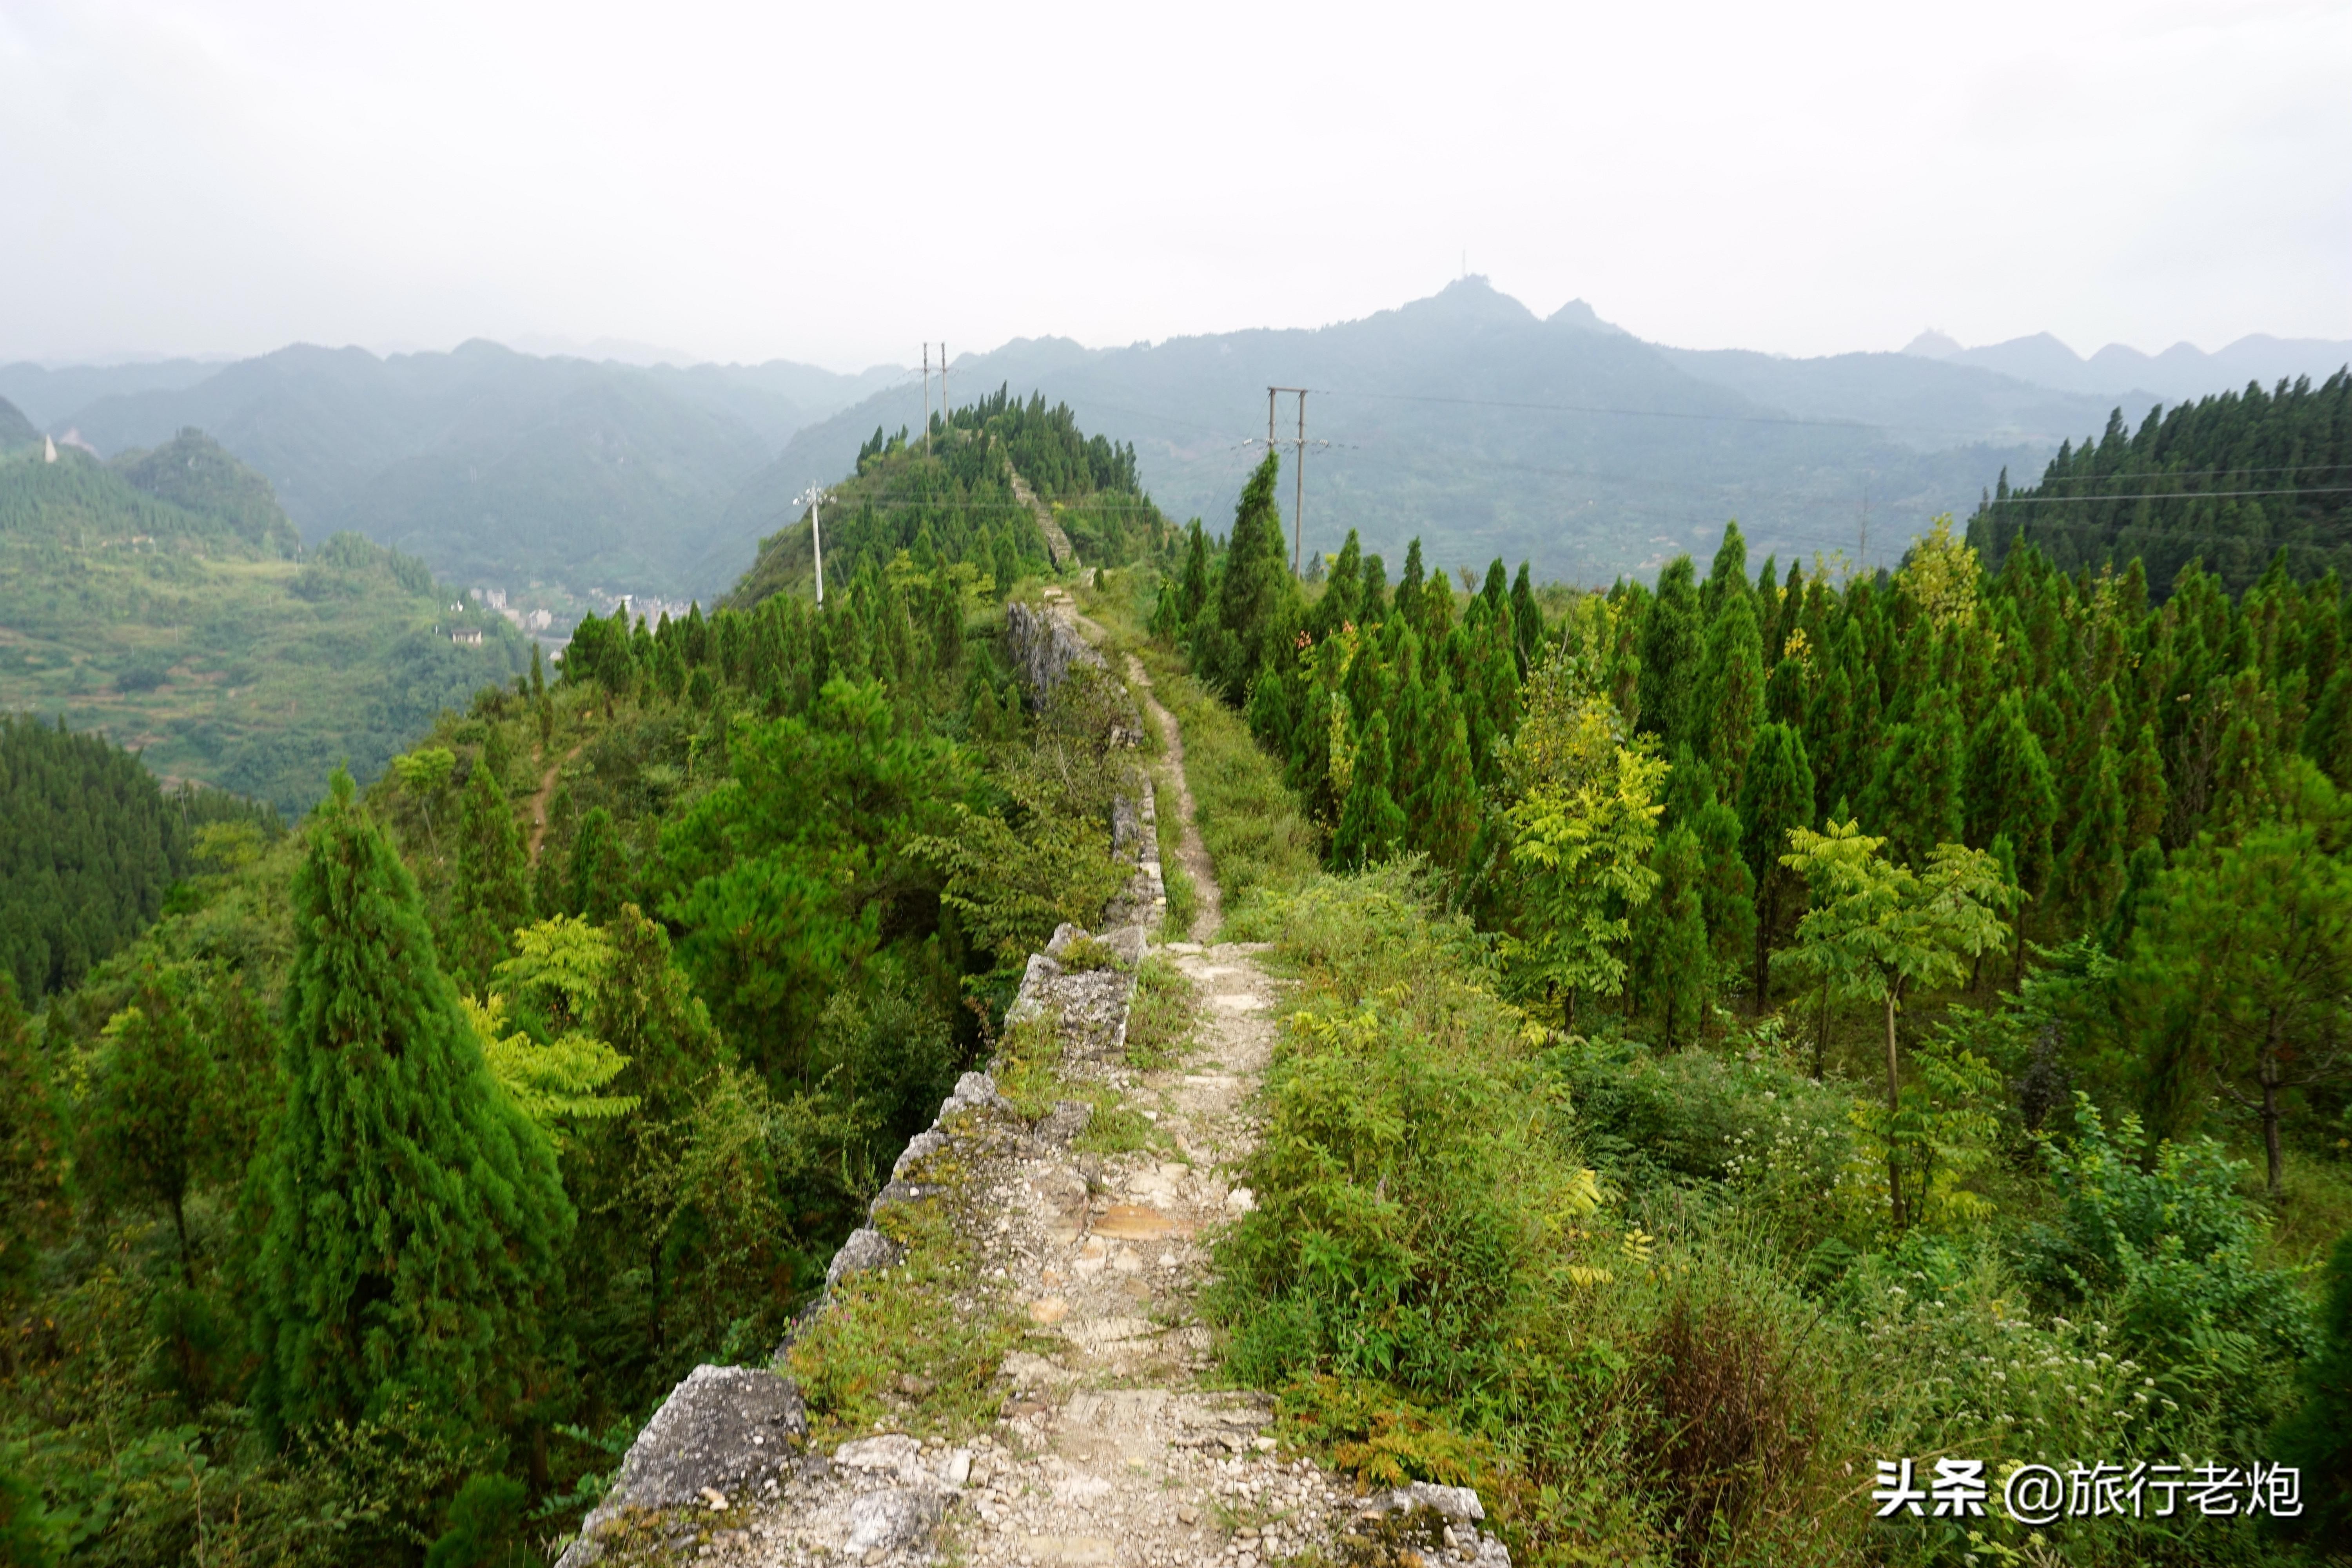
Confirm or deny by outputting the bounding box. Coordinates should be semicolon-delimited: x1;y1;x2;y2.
528;740;587;861
1002;452;1080;572
1125;653;1221;942
934;626;1506;1567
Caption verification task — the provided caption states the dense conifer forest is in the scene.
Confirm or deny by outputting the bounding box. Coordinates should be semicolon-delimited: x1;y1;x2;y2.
1139;451;2352;1562
1969;370;2351;593
0;716;275;1000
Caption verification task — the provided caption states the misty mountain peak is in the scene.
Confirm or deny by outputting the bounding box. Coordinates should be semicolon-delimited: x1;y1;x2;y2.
1902;330;1963;359
1548;298;1628;336
1410;276;1539;328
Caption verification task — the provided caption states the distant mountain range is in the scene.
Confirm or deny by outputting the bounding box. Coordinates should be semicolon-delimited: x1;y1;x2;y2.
11;293;2346;603
1901;328;2352;404
0;345;898;604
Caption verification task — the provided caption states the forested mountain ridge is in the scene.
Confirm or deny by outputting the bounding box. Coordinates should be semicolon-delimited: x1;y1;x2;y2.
0;440;531;813
725;385;1167;612
1970;368;2352;593
0;395;37;449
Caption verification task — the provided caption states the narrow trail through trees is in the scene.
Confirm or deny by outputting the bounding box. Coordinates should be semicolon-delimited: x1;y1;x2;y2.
527;741;584;861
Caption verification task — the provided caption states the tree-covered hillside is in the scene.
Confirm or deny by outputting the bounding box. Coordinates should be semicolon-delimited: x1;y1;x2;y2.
0;441;531;814
725;385;1168;610
1970;369;2351;593
0;397;1151;1564
0;716;276;1000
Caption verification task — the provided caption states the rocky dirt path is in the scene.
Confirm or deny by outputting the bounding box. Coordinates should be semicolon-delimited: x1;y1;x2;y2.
1126;655;1220;942
527;740;585;860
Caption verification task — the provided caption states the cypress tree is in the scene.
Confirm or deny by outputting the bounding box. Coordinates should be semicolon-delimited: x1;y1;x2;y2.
1510;561;1542;675
2120;722;2168;850
1333;711;1407;869
1359;553;1389;623
2059;743;2126;921
1805;654;1853;816
0;976;64;1303
1634;827;1711;1049
1383;621;1432;814
1394;539;1426;630
1695;590;1766;797
1639;557;1701;753
1420;560;1457;648
1865;689;1964;867
1700;521;1750;622
1203;454;1297;699
1318;530;1364;637
2274;1231;2352;1550
1468;610;1521;791
450;763;533;993
1764;654;1806;728
252;771;571;1443
1410;671;1479;874
1739;723;1816;1003
1691;796;1756;988
569;806;628;925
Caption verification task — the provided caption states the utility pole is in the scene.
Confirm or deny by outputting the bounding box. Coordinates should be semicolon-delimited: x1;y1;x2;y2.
796;485;831;608
1858;480;1870;580
921;344;931;455
1267;386;1311;577
938;342;947;437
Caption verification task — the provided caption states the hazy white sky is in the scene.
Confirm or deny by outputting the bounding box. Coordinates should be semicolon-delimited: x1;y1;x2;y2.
3;0;2347;370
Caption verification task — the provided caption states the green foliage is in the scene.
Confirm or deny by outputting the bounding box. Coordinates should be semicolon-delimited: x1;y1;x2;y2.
2018;1098;2316;1445
1972;372;2352;593
2122;823;2352;1196
251;770;572;1445
447;760;532;991
2274;1230;2352;1549
1196;452;1299;701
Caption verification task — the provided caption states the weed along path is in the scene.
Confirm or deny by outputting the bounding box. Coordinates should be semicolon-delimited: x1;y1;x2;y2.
559;608;1510;1568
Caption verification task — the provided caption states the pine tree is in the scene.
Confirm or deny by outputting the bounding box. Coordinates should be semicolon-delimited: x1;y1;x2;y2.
450;763;534;992
252;771;571;1442
1333;711;1407;869
1695;590;1766;797
1739;723;1816;1003
1638;556;1701;752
